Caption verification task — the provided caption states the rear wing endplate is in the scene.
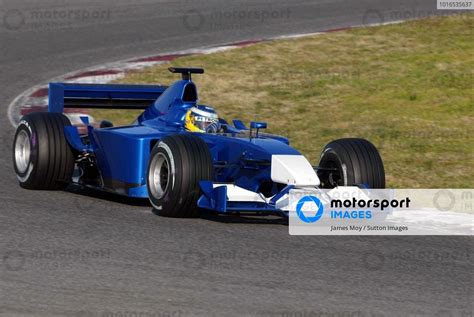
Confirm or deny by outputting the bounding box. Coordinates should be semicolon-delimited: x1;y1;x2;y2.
48;83;168;113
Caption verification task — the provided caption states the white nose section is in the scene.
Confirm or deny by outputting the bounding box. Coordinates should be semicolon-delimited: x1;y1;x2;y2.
271;155;320;186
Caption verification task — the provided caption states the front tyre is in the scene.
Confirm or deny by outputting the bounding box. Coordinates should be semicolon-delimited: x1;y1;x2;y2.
317;138;385;188
147;134;213;217
13;112;75;189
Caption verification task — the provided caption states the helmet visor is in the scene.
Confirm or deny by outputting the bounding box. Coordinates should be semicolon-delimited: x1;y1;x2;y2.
192;114;219;132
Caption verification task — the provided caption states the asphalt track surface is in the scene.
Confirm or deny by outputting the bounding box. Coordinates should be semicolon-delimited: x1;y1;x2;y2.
0;1;472;316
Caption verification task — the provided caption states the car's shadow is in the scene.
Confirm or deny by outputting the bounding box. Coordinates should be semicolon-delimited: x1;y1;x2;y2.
199;211;288;225
66;185;151;207
66;185;288;225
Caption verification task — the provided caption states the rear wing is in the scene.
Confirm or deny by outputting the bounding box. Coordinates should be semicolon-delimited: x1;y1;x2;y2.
48;83;168;113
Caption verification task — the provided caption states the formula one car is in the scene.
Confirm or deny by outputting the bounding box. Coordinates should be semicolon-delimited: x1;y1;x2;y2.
13;67;385;217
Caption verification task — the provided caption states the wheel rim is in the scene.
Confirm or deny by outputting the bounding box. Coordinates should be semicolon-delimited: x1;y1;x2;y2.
327;161;342;187
320;160;343;188
149;153;171;199
14;130;31;174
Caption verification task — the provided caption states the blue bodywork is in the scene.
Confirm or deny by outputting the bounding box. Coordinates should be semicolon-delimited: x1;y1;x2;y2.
49;70;305;214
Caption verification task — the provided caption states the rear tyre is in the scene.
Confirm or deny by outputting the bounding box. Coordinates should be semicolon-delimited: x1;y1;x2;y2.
317;138;385;188
13;112;75;189
147;134;213;217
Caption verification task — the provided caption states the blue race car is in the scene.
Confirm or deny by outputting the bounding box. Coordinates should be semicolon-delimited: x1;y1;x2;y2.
12;67;385;217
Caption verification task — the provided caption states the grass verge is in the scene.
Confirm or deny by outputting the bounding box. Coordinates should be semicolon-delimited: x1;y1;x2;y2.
92;15;473;188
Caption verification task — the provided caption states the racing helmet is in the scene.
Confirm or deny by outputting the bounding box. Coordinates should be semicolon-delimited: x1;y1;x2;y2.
185;105;220;133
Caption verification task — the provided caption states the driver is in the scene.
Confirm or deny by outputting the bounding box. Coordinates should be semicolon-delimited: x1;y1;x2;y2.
184;105;220;133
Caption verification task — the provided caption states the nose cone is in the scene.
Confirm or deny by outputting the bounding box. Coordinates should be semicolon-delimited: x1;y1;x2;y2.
271;155;320;186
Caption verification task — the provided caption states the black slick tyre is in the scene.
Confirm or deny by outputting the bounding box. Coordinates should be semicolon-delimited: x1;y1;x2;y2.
317;138;385;188
12;112;75;189
147;134;213;217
